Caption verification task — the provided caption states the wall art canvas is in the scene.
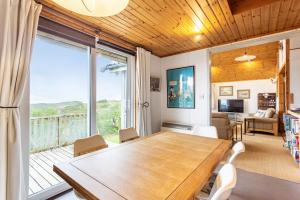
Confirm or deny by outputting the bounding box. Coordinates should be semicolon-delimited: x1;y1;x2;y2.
167;66;195;109
150;77;160;92
237;89;250;99
219;86;233;96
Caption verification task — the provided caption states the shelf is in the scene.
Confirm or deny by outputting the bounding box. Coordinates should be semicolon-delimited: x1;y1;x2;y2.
288;110;300;119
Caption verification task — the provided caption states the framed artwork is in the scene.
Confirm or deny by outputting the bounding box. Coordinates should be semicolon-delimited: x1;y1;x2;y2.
167;66;195;109
237;89;250;99
219;86;233;96
150;77;160;92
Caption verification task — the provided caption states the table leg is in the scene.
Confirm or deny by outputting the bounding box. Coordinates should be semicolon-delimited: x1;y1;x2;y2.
247;119;255;136
241;124;243;140
244;119;246;134
253;118;255;131
236;125;238;141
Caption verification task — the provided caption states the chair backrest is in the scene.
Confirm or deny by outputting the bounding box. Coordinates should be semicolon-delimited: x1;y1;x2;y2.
119;128;139;143
74;135;108;157
192;125;218;139
227;141;245;163
211;113;231;139
210;163;237;200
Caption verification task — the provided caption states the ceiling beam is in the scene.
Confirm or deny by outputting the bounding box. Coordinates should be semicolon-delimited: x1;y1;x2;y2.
227;0;281;15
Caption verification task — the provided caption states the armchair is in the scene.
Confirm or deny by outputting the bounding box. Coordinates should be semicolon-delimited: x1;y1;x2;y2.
211;113;234;140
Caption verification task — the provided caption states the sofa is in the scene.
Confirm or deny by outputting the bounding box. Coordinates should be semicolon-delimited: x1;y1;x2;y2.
244;113;278;136
211;113;234;140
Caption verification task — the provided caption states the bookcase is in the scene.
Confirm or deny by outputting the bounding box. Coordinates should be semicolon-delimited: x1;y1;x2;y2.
257;93;276;110
284;111;300;167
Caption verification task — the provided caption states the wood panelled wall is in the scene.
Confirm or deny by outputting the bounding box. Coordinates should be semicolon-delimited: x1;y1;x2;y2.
211;42;279;83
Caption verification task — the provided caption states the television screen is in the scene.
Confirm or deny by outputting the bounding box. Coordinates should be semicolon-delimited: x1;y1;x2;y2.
218;99;244;113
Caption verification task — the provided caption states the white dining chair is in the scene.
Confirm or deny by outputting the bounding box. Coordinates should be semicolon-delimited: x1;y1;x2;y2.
213;141;245;173
227;141;246;164
192;125;218;139
197;163;237;200
202;141;245;195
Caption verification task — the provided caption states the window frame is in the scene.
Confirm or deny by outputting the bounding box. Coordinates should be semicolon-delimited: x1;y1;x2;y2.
93;44;135;134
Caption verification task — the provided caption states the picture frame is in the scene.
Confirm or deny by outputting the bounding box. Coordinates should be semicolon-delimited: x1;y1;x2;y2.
237;89;251;99
219;86;233;96
167;66;195;109
150;77;160;92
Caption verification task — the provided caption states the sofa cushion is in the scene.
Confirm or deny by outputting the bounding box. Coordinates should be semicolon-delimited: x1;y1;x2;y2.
254;110;266;118
265;108;276;118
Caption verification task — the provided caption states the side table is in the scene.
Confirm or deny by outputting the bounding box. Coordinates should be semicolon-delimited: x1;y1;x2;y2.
233;121;243;141
244;117;256;136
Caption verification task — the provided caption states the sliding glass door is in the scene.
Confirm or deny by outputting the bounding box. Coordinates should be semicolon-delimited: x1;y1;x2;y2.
96;48;132;144
29;33;90;197
27;33;135;199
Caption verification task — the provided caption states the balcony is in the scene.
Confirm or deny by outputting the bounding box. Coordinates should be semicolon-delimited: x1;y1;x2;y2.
29;145;73;196
29;113;118;196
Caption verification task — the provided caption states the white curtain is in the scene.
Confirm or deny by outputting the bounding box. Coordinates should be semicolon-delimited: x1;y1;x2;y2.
0;0;42;199
211;84;216;110
136;47;152;136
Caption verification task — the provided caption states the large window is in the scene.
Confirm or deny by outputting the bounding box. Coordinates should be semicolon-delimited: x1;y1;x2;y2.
29;34;90;196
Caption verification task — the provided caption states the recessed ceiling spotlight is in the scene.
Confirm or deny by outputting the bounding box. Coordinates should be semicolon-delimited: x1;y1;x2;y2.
195;33;204;41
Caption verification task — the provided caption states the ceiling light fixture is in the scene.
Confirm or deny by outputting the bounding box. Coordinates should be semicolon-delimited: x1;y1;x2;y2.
195;34;203;41
235;51;256;62
52;0;129;17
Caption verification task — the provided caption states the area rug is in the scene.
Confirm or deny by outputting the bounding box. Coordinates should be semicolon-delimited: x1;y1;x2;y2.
231;169;300;200
234;133;300;183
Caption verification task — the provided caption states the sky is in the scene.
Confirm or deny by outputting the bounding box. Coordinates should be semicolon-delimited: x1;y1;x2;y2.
30;35;126;104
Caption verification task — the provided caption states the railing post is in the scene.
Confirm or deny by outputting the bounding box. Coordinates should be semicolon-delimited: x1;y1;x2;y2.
57;116;60;147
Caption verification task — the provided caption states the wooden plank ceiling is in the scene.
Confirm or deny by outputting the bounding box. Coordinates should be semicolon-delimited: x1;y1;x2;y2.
211;42;278;82
40;0;300;57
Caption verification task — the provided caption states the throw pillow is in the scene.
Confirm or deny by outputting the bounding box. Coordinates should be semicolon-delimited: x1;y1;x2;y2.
254;110;266;118
265;108;276;118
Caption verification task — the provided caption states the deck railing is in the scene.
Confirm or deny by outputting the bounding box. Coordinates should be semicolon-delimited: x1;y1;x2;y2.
30;113;87;153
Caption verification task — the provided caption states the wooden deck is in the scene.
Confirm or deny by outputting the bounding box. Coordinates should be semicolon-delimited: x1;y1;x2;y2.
29;145;74;196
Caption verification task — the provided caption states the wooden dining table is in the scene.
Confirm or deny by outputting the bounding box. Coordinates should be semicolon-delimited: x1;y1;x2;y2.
53;132;231;200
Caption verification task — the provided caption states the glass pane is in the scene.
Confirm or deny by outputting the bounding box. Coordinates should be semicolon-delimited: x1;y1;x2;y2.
96;49;127;144
29;34;89;196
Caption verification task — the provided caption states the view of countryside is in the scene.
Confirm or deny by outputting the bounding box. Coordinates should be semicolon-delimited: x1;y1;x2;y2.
30;35;126;153
30;100;121;153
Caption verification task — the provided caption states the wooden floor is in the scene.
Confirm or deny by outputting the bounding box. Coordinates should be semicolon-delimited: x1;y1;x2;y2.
29;145;74;196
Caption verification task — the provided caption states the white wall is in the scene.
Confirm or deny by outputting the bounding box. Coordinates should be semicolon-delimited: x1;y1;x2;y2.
150;55;162;133
290;37;300;108
212;79;276;113
160;49;211;126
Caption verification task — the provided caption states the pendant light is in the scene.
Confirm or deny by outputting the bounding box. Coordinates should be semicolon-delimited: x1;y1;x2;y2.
51;0;129;17
235;49;256;62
